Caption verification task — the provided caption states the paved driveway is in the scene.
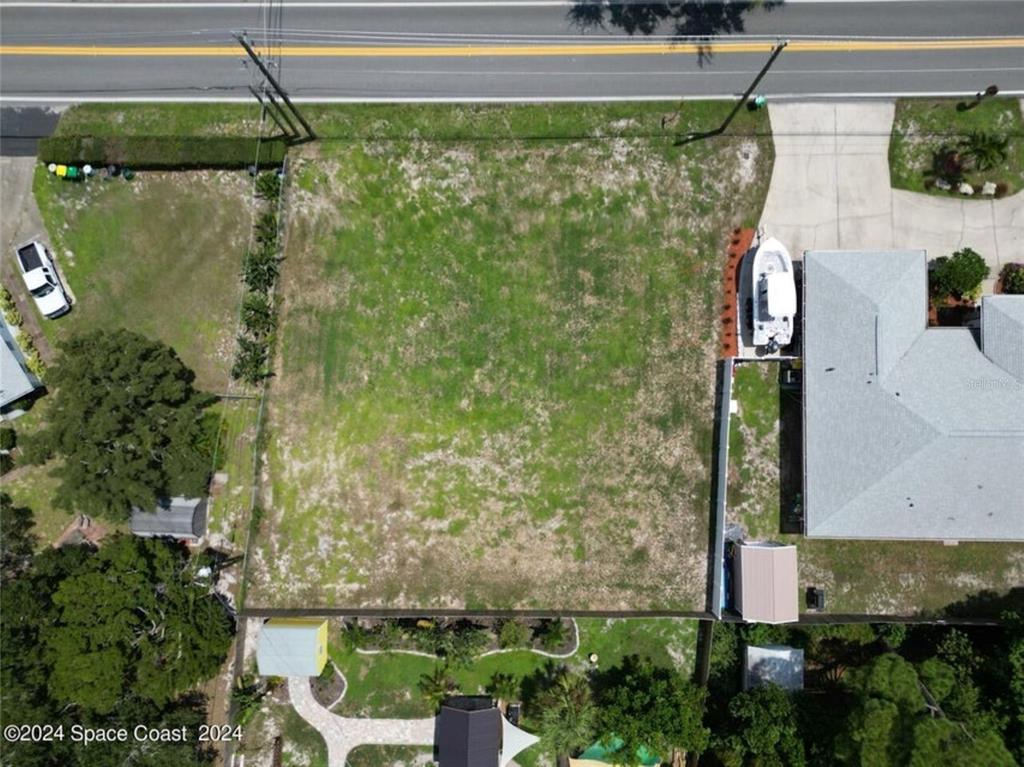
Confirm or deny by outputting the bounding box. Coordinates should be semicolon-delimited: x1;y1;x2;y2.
287;676;435;767
759;101;1024;291
0;155;54;361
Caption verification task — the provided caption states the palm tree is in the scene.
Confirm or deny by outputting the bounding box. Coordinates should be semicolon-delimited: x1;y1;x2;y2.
535;668;596;766
536;618;568;652
959;131;1009;172
231;674;267;726
418;663;456;711
487;672;520;704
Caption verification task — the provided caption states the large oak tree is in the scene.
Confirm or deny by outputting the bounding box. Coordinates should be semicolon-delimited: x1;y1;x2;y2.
24;329;213;521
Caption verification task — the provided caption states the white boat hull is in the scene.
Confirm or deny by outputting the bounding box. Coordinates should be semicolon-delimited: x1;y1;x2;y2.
751;237;796;350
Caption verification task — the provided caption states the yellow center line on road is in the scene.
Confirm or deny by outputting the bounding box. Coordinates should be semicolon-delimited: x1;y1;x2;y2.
2;37;1024;57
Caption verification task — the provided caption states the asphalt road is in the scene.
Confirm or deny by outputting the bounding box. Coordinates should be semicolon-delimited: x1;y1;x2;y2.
1;1;1024;101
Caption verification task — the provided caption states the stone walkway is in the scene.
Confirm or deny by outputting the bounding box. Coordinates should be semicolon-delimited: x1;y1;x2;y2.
759;101;1024;292
287;676;435;767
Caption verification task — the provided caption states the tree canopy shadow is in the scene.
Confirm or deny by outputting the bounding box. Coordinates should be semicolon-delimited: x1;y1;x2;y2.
568;1;783;66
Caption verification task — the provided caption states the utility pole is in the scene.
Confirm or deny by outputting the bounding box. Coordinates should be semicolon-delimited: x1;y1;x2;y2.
676;39;788;146
236;32;317;143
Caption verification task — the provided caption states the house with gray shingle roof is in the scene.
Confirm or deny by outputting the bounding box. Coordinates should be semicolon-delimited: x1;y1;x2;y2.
802;250;1024;541
0;319;40;412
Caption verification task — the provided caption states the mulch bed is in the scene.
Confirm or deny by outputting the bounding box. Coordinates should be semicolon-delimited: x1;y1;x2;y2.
311;663;346;708
719;228;755;359
348;616;577;657
928;295;979;327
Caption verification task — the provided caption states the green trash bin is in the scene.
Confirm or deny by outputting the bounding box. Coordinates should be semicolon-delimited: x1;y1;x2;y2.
65;166;80;179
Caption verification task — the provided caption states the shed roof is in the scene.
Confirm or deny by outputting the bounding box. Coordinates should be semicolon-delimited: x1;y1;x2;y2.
256;619;327;677
437;705;501;767
803;251;1024;541
743;644;805;691
129;496;207;540
0;320;38;409
735;543;798;624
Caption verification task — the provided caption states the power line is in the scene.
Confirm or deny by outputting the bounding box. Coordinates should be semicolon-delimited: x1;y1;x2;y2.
235;30;316;142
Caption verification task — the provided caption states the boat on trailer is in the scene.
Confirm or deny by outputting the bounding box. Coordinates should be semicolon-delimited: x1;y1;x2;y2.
751;236;796;352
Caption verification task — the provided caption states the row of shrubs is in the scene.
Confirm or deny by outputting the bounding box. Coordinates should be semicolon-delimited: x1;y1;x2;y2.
339;617;572;669
38;136;288;170
231;172;283;385
1002;263;1024;294
0;287;44;377
929;249;1024;304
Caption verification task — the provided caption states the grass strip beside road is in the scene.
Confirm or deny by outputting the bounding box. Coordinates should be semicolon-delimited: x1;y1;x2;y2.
53;101;766;142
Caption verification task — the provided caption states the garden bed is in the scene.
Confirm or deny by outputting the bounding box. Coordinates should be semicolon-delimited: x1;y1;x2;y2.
311;662;346;709
341;617;577;657
889;98;1024;197
328;617;697;720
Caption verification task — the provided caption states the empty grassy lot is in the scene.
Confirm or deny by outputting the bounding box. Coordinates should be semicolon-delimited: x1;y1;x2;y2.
889;97;1024;196
727;362;1024;616
244;103;773;610
32;166;254;391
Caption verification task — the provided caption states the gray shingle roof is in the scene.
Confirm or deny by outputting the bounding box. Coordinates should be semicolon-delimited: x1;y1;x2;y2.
129;496;208;540
803;251;1024;541
983;294;1024;382
0;320;38;410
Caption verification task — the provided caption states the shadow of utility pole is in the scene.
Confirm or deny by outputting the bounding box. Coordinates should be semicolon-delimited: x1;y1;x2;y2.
675;40;787;146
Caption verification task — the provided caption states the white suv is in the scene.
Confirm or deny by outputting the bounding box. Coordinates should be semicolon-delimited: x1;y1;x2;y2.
15;240;70;319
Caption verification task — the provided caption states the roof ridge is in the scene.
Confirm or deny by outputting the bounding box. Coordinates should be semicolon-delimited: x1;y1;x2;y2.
812;250;921;309
815;392;942;533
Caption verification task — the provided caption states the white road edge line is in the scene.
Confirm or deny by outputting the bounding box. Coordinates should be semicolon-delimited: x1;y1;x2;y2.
4;91;1024;104
0;0;988;6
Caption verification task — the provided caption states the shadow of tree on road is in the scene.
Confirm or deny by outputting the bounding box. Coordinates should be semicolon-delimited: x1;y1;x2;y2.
568;1;782;66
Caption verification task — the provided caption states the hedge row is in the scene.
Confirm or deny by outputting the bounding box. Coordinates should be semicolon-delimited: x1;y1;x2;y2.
38;135;287;170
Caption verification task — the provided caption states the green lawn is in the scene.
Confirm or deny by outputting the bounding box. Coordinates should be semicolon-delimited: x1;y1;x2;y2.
52;103;264;139
55;101;766;143
347;746;432;767
206;397;263;559
727;361;1024;615
32;165;254;391
239;692;327;767
889;98;1024;195
245;102;773;611
3;460;75;546
328;617;697;720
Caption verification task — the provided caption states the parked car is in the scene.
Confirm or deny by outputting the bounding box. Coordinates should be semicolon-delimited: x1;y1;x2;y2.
14;240;70;318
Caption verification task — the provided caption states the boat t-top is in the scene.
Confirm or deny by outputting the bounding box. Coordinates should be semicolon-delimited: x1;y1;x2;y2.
751;236;796;352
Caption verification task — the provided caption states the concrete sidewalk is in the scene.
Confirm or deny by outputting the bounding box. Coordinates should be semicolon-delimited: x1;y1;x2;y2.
287;676;435;767
759;101;1024;291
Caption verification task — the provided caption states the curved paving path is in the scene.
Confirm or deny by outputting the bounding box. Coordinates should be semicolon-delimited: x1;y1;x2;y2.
287;620;581;765
287;676;435;767
759;101;1024;292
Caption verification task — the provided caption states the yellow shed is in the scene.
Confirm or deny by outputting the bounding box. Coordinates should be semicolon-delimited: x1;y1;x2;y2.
256;618;328;677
